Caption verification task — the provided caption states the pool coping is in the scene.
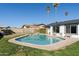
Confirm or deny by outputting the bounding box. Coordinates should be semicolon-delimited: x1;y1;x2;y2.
8;34;79;51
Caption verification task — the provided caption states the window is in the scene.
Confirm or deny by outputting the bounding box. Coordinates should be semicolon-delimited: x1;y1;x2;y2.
66;25;70;33
53;26;59;33
53;26;55;33
71;25;77;34
56;26;59;33
66;24;77;34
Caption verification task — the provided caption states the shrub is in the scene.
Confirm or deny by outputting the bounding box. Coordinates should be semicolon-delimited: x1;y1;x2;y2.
2;30;15;35
38;28;46;33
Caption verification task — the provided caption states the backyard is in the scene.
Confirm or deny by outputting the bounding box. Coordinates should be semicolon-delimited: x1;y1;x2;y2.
0;34;79;56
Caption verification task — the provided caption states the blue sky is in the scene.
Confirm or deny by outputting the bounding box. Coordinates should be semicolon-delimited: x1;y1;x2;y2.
0;3;79;27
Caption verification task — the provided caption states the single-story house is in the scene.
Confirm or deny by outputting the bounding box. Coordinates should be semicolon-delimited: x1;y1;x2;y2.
22;24;46;29
47;19;79;38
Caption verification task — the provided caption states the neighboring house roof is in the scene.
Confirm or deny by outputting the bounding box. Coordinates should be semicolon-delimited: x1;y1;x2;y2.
48;19;79;26
21;24;47;28
35;24;46;26
0;27;5;29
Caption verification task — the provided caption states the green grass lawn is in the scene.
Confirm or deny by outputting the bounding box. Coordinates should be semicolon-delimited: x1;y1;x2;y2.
0;34;79;56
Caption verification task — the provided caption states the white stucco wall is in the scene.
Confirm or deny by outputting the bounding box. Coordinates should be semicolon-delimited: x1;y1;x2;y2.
59;25;66;37
47;24;79;38
47;28;50;34
50;26;53;35
77;24;79;36
47;26;53;35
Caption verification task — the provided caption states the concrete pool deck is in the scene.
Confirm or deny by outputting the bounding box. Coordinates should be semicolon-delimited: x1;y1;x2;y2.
8;34;79;51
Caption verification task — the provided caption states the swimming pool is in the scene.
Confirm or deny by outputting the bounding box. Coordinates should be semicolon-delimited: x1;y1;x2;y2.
16;34;63;45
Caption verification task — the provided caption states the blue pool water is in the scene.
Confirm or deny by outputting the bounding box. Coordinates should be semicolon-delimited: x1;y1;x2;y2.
16;34;63;45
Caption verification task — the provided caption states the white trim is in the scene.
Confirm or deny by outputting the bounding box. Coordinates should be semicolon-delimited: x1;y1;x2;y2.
59;25;65;37
50;26;53;35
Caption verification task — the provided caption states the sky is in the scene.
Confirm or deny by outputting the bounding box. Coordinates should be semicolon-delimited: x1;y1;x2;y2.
0;3;79;27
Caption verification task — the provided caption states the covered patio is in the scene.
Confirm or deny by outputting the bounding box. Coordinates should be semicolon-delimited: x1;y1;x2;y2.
47;19;79;38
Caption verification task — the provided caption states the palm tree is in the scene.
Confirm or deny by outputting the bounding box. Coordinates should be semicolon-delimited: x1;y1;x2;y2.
53;3;59;11
53;3;69;16
47;6;51;14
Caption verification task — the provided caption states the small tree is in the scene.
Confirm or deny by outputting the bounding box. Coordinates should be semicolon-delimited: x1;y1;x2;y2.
26;25;30;28
38;28;46;34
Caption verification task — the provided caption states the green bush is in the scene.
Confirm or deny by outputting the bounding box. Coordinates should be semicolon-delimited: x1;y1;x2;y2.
38;28;46;33
2;30;15;35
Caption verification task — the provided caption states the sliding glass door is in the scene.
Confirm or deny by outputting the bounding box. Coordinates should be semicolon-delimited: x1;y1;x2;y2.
66;24;77;34
66;25;70;33
53;26;59;33
71;25;77;34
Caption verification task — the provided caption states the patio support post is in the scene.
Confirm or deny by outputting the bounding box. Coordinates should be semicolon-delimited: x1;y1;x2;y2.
59;25;65;37
50;26;53;35
77;24;79;38
47;27;50;35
